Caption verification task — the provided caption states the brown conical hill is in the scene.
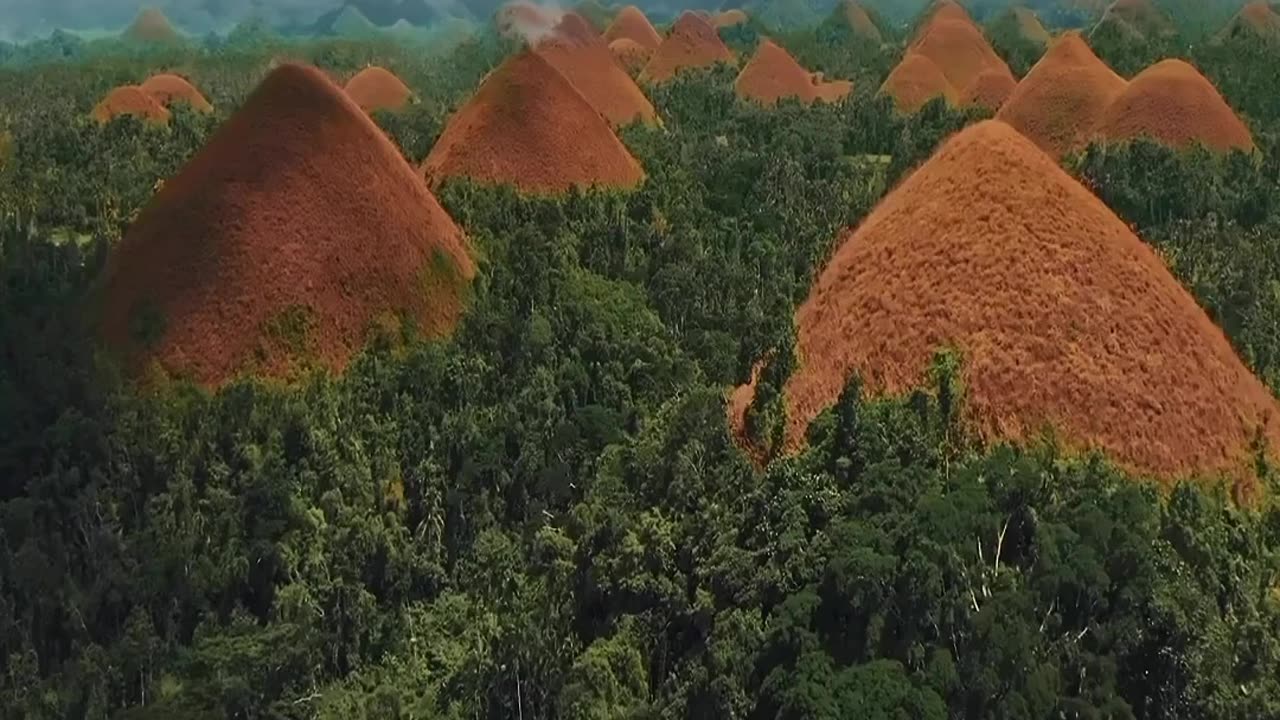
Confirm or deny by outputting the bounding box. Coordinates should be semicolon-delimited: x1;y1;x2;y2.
731;120;1280;488
422;51;644;194
125;7;180;42
734;39;819;104
713;9;749;28
1218;1;1280;41
640;11;735;83
911;0;976;45
604;5;662;49
610;38;653;73
879;52;958;112
139;74;212;112
961;67;1016;109
345;66;413;113
92;86;171;124
535;15;658;126
1098;59;1254;153
1012;7;1051;45
840;0;883;43
911;17;1014;97
996;32;1126;156
98;64;474;388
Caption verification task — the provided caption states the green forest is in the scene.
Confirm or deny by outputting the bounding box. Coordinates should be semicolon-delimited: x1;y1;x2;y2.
5;3;1280;719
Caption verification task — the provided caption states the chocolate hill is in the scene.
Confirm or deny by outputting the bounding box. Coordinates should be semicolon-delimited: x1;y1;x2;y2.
996;32;1126;157
731;120;1280;486
604;5;662;49
1093;0;1176;40
839;0;883;43
535;13;658;126
640;11;736;83
1098;59;1254;153
960;67;1016;110
1011;7;1051;45
879;52;957;112
1218;1;1280;42
97;64;474;388
92;86;171;124
422;51;644;194
345;66;412;113
911;0;974;44
140;74;212;113
124;8;180;43
734;39;850;106
713;9;749;28
911;16;1014;98
610;38;653;73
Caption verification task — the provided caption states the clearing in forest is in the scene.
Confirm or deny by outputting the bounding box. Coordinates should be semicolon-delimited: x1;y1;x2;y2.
98;64;474;388
92;86;171;124
996;32;1126;157
344;66;413;113
640;11;735;83
422;51;644;193
536;12;658;126
730;120;1280;495
1098;59;1254;153
734;39;851;105
140;74;213;112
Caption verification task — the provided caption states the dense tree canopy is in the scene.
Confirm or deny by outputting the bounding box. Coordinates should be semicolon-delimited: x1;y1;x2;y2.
4;8;1280;719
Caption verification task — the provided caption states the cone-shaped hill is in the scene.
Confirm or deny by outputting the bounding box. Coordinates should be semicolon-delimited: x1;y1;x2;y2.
960;67;1016;110
604;5;662;49
92;86;171;124
731;120;1280;487
98;64;474;388
838;0;883;43
535;13;658;126
1218;1;1280;42
879;52;958;112
1011;7;1051;45
641;11;736;83
610;38;652;73
125;7;180;43
910;15;1014;99
713;9;749;28
734;39;851;105
1098;59;1254;153
996;32;1126;157
911;0;975;44
345;66;413;113
140;74;212;112
1093;0;1176;40
422;51;644;194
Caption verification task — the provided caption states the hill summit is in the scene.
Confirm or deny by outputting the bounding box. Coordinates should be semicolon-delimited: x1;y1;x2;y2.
996;32;1126;157
422;51;644;194
344;66;413;113
124;7;180;43
1098;59;1254;153
140;74;212;113
641;11;735;83
98;64;474;388
734;39;851;106
731;120;1280;488
603;5;662;49
92;86;171;124
535;12;658;126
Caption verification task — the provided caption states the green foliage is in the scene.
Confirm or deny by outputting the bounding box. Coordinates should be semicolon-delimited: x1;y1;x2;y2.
6;16;1280;720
